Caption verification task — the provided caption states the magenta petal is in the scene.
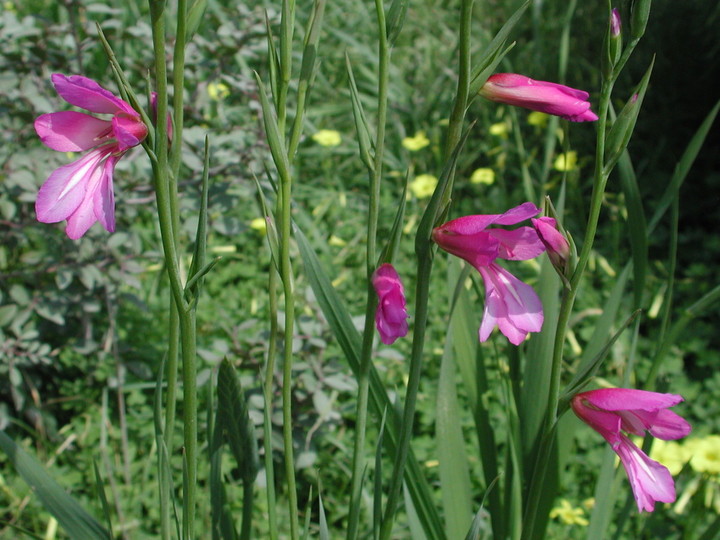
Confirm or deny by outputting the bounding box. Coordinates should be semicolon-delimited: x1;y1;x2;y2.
478;264;543;345
35;112;112;152
65;163;106;239
51;73;136;116
632;409;692;441
372;264;409;345
112;114;148;151
489;227;546;261
583;388;684;413
93;155;119;232
35;148;109;224
615;435;676;512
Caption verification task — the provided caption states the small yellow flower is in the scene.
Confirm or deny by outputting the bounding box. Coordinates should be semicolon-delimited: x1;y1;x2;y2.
470;168;495;185
424;459;439;468
250;217;267;234
528;111;549;128
687;436;720;474
312;129;342;147
207;81;230;101
489;122;509;137
549;499;589;526
328;235;346;247
409;174;438;199
402;131;430;151
650;439;688;476
554;151;578;172
210;245;237;254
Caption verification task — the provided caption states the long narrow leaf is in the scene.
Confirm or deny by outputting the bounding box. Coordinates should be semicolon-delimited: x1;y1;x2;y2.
0;431;110;539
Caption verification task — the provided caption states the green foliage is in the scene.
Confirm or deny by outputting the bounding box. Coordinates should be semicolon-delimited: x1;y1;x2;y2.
1;0;719;538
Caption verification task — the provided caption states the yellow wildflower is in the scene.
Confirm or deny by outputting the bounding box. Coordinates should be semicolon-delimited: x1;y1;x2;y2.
549;499;589;526
470;168;495;185
528;111;549;128
409;174;438;199
489;122;509;137
402;131;430;151
650;439;688;476
554;151;578;172
328;235;346;247
312;129;342;147
250;217;267;234
207;81;230;101
687;436;720;474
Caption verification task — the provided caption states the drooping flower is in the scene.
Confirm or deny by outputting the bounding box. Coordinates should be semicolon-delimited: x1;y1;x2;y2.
571;388;692;512
35;74;148;239
372;263;409;345
479;73;598;122
432;202;546;345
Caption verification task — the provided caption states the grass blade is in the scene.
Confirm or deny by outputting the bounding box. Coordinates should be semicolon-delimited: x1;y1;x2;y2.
0;431;110;539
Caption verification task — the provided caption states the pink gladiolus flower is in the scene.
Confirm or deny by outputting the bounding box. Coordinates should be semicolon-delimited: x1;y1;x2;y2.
571;388;692;512
35;74;148;239
372;263;409;345
479;73;598;122
531;217;570;271
432;202;545;345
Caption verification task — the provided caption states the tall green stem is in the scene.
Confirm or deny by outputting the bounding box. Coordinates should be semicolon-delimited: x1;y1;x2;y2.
279;169;299;539
346;2;388;538
379;253;433;540
262;268;279;539
150;1;197;537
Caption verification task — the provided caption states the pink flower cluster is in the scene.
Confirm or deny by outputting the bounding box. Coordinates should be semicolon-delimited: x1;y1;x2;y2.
35;74;148;239
433;202;558;345
372;263;409;345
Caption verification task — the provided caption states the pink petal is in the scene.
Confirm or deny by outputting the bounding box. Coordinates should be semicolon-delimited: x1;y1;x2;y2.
65;162;106;239
582;389;684;413
35;112;112;152
51;73;136;116
112;114;148;151
372;263;409;345
571;399;623;446
93;155;119;232
615;435;676;512
489;226;546;261
628;409;692;441
35;148;110;224
480;73;598;122
478;263;543;345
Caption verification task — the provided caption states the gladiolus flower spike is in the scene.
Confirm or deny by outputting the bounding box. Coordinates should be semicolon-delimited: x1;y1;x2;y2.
372;263;409;345
35;74;149;239
571;388;692;512
479;73;598;122
433;202;546;345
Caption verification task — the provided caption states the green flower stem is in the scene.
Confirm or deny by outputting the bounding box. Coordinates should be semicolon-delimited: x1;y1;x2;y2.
161;301;179;539
379;251;433;540
443;0;473;163
523;73;616;539
347;1;388;538
279;174;299;540
378;3;472;536
150;2;198;538
277;0;296;133
262;267;279;540
170;0;187;180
